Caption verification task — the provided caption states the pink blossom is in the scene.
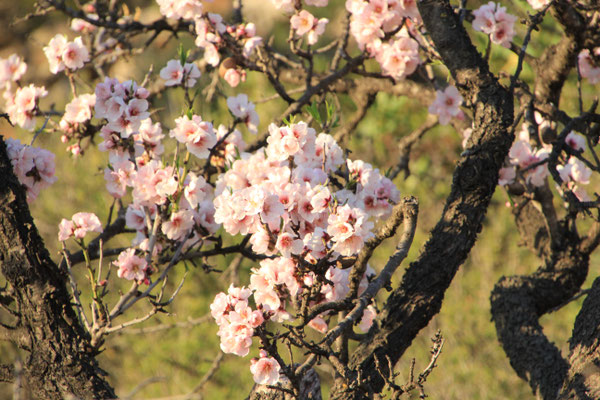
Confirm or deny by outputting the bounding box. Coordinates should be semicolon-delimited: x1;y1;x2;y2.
376;36;421;80
307;18;328;46
43;34;68;74
290;11;328;45
291;10;315;36
70;17;97;33
226;94;259;134
243;37;262;59
160;59;201;87
62;93;96;124
428;85;463;125
114;248;148;282
327;205;373;256
250;351;281;386
578;48;600;85
170;115;217;158
559;157;592;185
565;132;587;152
223;68;242;87
0;54;27;90
358;305;377;333
160;59;184;86
62;37;90;70
6;139;56;202
71;212;102;239
498;166;516;186
308;316;328;333
275;231;303;258
527;0;551;10
157;0;203;19
58;219;75;241
162;209;195;241
18;84;44;111
182;62;201;87
472;2;517;48
125;204;147;231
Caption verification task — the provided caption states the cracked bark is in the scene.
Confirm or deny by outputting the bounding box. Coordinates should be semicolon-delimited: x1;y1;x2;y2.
0;137;116;399
559;275;600;399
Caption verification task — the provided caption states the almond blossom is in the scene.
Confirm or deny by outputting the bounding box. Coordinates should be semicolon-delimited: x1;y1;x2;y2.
226;94;259;134
526;0;551;10
58;212;102;241
169;114;217;158
43;34;89;73
0;54;27;90
578;48;600;85
428;85;463;125
162;209;195;241
159;59;201;87
290;10;329;45
6;138;56;202
157;0;203;20
114;248;148;282
565;132;587;152
250;350;281;385
472;2;517;48
61;93;96;125
5;84;48;130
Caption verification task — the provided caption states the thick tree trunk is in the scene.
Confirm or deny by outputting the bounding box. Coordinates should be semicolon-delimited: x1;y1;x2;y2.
0;136;116;399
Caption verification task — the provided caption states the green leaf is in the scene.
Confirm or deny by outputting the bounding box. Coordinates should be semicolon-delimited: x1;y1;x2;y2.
305;101;322;124
178;44;187;65
283;115;296;126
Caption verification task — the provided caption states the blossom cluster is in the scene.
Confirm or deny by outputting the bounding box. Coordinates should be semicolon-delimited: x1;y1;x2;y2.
0;55;51;131
155;1;262;87
345;0;422;80
157;0;204;20
58;212;102;241
472;2;517;48
211;285;265;357
209;119;396;383
95;77;150;139
43;34;90;74
4;84;48;131
60;93;96;138
5;138;57;202
290;10;329;46
498;121;592;202
159;59;201;87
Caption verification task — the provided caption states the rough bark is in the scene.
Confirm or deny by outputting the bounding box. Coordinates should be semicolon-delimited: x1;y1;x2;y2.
330;1;514;398
559;276;600;399
490;232;588;399
0;136;116;399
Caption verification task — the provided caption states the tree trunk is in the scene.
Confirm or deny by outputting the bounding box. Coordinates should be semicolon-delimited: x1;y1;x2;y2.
0;136;116;399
